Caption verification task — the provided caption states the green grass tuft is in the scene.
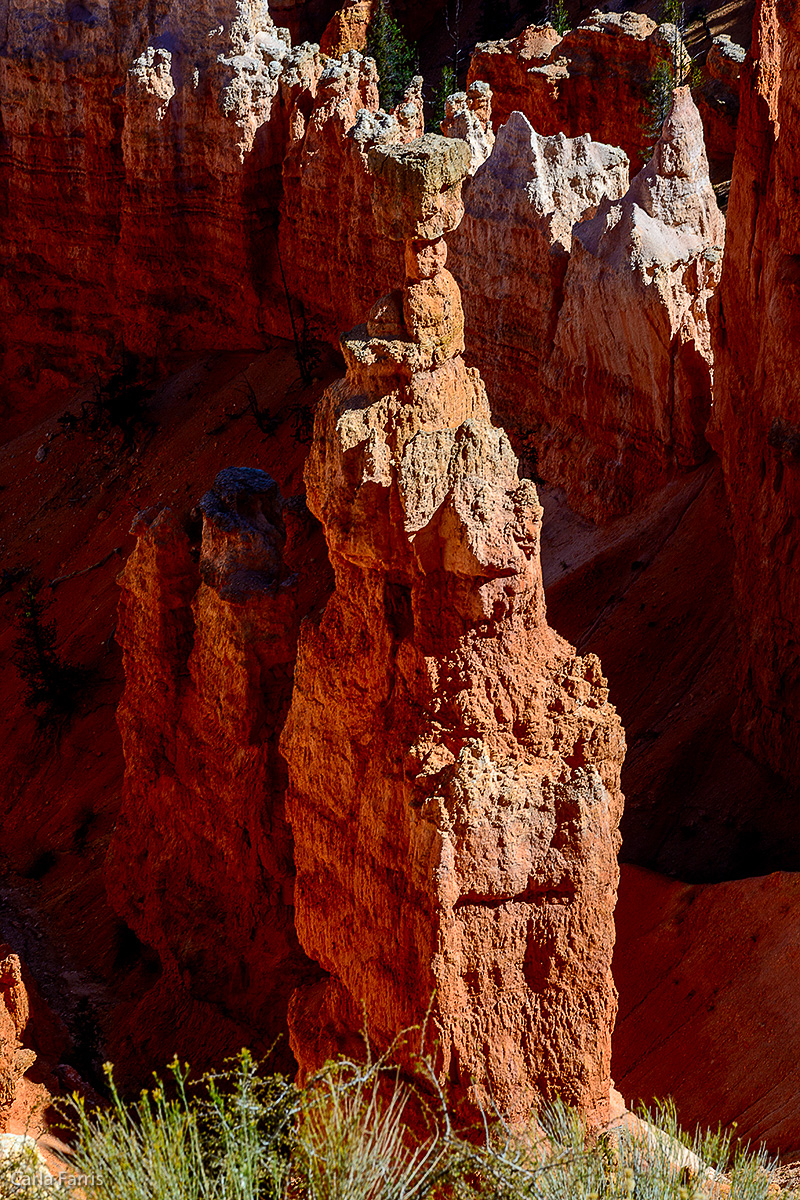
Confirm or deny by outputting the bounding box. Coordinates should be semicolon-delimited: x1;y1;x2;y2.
44;1050;800;1199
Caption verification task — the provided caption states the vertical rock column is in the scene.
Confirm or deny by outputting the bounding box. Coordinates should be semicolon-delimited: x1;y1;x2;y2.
110;472;321;1063
711;0;800;781
281;134;626;1126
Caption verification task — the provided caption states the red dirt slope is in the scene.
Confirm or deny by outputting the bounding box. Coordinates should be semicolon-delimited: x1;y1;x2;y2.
614;863;800;1155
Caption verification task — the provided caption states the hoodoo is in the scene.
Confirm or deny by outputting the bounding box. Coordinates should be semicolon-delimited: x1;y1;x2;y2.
110;473;322;1060
281;133;626;1125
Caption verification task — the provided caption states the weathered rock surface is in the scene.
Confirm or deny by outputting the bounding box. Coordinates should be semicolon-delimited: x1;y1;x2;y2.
448;88;723;520
0;0;297;433
695;34;746;170
319;0;375;56
281;133;625;1126
467;23;562;129
541;87;724;518
0;0;724;535
440;81;495;174
0;952;34;1131
448;109;629;491
468;14;683;174
0;3;420;432
278;52;427;342
711;0;800;781
109;470;322;1054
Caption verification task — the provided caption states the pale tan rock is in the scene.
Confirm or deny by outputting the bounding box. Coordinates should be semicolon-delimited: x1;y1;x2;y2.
392;74;425;141
447;110;628;499
441;82;495;175
540;88;724;519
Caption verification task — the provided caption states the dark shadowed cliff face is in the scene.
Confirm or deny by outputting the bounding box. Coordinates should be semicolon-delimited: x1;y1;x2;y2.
712;0;800;783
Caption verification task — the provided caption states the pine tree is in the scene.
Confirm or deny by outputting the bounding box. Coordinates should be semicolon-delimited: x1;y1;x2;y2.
366;0;417;109
431;65;457;129
642;56;676;148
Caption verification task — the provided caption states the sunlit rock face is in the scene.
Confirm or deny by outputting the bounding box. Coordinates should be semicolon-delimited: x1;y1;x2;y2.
281;132;626;1129
0;952;34;1131
468;13;686;174
448;88;723;521
540;87;725;519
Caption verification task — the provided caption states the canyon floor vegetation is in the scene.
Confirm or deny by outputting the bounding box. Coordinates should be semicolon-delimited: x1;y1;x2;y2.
1;1050;793;1200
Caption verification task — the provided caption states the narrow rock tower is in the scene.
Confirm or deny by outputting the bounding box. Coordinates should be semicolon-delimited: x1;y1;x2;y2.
281;134;625;1126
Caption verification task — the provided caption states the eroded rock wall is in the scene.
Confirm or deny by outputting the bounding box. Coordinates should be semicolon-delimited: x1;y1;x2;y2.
278;53;423;340
2;0;727;531
0;0;429;432
449;88;724;521
0;0;294;432
280;133;626;1125
109;473;322;1052
711;0;800;780
468;14;682;174
541;88;724;519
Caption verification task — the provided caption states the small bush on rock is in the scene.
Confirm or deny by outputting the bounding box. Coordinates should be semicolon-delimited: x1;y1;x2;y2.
58;350;152;449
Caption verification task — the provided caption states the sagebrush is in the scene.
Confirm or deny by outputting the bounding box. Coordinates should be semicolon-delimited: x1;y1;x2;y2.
5;1048;791;1199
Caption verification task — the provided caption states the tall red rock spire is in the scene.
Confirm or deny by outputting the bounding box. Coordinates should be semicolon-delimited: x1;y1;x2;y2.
281;132;626;1126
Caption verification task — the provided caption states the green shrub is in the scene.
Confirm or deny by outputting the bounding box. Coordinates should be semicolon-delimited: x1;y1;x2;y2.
547;0;571;36
59;1051;798;1200
366;0;417;109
